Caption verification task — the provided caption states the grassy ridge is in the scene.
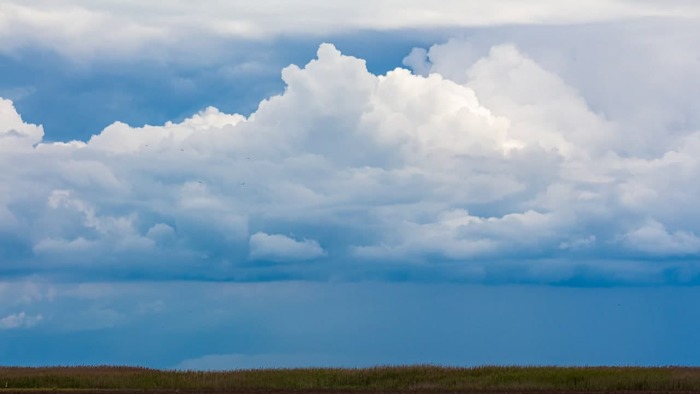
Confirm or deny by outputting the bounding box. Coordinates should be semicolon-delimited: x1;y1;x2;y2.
1;366;700;391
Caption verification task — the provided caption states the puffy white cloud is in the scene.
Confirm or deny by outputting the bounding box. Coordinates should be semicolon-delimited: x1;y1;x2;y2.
249;233;326;262
32;190;154;258
406;43;616;157
1;41;699;284
405;21;700;158
353;209;567;262
0;98;43;151
1;1;697;59
87;107;245;154
623;220;700;256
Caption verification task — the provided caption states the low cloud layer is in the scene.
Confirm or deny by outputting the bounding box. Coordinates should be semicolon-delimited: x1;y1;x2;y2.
1;1;698;59
0;312;43;330
1;41;699;285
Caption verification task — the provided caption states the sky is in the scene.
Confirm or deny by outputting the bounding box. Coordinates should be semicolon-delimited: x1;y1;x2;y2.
1;1;700;369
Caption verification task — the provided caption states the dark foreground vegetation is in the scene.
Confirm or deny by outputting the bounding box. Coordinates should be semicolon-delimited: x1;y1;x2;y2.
2;366;700;392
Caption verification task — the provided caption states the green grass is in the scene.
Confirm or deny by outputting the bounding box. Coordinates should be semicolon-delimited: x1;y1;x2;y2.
1;366;700;391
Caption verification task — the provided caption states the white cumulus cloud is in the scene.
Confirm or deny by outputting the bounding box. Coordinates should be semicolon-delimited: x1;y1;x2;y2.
623;220;700;256
0;98;43;151
249;233;326;262
1;41;699;284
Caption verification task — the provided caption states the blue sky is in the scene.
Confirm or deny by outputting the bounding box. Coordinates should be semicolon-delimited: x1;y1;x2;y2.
1;1;700;368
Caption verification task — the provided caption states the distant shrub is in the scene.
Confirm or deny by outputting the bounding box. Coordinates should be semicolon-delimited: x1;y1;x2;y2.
0;365;698;391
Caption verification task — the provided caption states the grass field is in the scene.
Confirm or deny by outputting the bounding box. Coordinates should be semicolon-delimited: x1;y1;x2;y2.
1;366;700;392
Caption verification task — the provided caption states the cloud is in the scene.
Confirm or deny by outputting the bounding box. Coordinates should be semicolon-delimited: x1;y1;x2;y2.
1;1;698;60
249;233;326;262
0;312;43;329
1;41;699;285
403;20;700;158
0;97;43;150
623;220;700;256
353;209;567;262
0;281;48;306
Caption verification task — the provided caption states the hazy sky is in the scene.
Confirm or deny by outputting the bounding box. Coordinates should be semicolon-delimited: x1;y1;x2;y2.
1;1;700;368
